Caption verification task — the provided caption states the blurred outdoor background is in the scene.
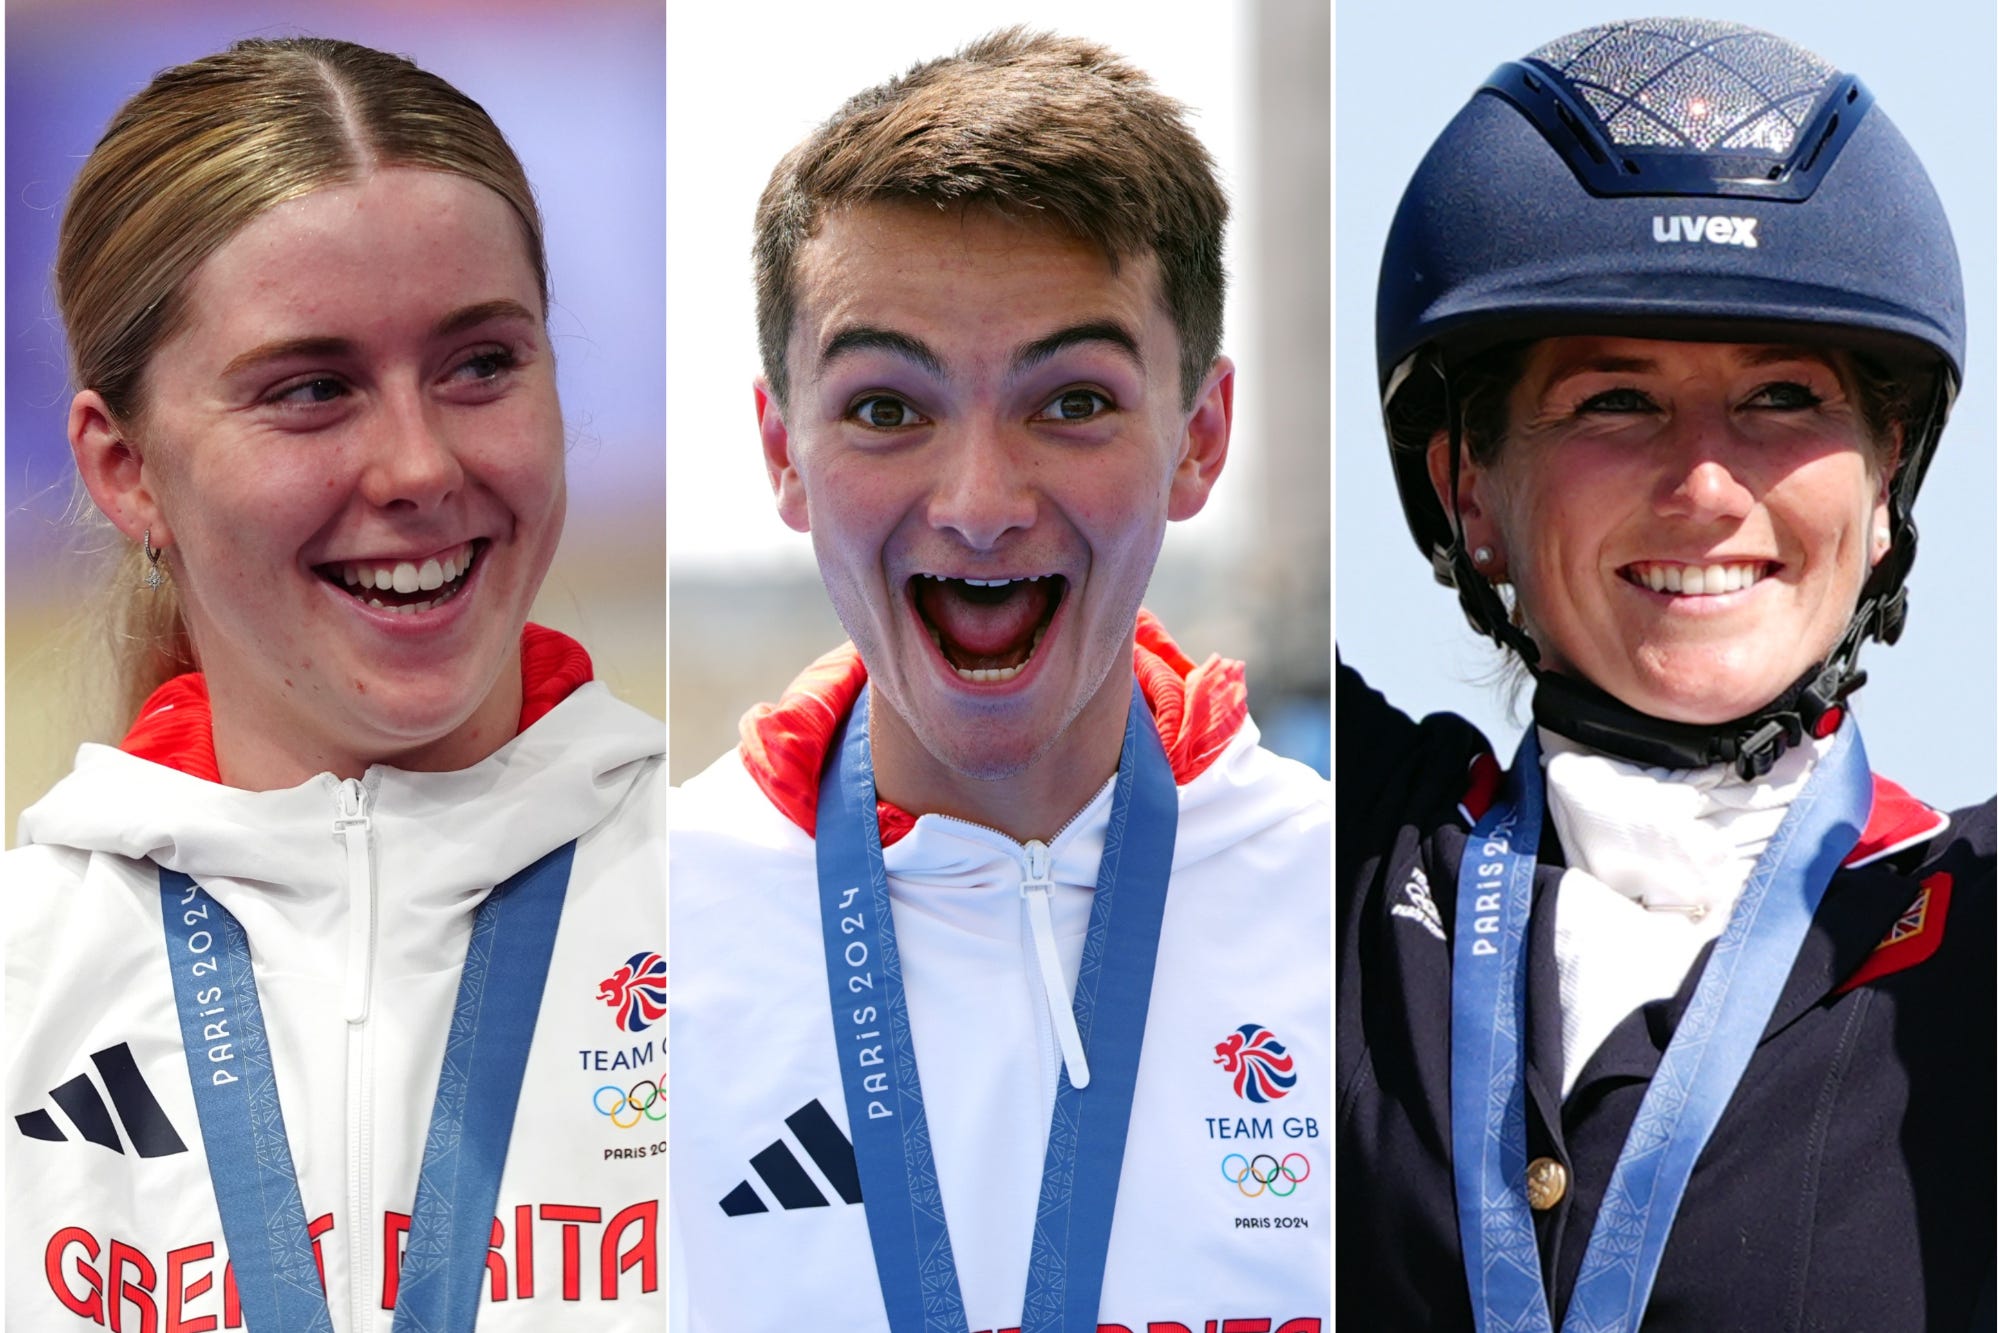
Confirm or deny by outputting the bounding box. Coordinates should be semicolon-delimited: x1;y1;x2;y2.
667;1;1331;783
6;0;665;841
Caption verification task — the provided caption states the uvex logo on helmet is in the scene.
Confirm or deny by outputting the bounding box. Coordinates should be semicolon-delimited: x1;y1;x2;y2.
1652;215;1760;248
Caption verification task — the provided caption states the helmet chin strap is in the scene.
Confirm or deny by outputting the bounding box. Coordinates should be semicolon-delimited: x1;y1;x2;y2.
1438;363;1542;670
1437;356;1926;782
1530;658;1861;781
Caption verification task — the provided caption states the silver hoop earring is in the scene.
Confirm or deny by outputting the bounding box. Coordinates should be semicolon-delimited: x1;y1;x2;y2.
143;527;165;590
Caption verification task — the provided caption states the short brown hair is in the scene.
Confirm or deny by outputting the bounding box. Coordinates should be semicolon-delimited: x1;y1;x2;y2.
753;27;1228;408
57;36;546;722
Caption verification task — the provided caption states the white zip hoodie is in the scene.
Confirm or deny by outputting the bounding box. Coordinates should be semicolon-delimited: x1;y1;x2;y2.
8;635;665;1332
670;623;1330;1332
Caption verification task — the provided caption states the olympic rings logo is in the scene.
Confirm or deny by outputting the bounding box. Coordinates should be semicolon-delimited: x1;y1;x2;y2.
594;1079;666;1129
1222;1151;1309;1198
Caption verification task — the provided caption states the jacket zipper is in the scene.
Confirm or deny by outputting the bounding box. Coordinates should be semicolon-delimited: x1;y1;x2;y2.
1020;839;1090;1090
931;797;1109;1108
334;777;377;1332
337;780;376;1024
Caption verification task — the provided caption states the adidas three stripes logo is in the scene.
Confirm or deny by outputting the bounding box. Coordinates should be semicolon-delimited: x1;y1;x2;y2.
719;1098;862;1216
15;1042;188;1158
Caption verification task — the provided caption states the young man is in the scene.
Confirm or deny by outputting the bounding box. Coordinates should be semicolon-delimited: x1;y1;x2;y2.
671;30;1329;1331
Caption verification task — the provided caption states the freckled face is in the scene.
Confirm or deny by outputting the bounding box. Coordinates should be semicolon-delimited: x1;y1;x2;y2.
764;201;1223;790
1463;336;1890;724
134;168;565;780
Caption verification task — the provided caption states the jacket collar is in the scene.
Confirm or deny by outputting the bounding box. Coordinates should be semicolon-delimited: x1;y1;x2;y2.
1515;770;1953;1099
22;623;658;907
737;610;1250;846
1459;748;1949;872
119;623;594;782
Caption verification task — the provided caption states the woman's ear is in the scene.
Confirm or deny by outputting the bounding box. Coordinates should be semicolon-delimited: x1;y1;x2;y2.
1877;420;1905;503
1868;422;1904;568
1425;430;1507;580
70;390;167;546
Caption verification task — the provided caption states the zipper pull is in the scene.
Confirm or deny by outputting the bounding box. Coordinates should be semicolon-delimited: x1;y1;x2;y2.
1021;839;1089;1089
334;778;375;1024
334;777;370;832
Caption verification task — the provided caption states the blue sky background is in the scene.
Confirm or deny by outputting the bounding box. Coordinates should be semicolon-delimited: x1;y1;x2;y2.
1336;0;1997;810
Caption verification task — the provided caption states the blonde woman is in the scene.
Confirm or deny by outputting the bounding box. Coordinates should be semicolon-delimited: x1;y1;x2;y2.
6;39;662;1331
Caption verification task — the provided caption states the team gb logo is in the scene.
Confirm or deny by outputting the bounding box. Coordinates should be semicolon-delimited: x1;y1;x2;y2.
599;951;667;1033
1213;1023;1298;1103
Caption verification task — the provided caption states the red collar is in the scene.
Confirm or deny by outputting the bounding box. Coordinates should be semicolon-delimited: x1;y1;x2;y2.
118;623;594;782
1841;774;1951;867
739;610;1250;846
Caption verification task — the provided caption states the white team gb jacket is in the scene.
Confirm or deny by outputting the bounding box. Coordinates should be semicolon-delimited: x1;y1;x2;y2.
7;669;666;1332
671;637;1331;1332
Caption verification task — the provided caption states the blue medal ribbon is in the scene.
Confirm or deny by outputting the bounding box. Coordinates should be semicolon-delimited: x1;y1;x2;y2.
162;872;337;1333
161;841;575;1333
1450;724;1871;1332
391;841;575;1331
817;682;1177;1333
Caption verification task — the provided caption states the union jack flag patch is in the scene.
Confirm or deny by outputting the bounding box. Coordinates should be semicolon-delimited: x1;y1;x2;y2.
1836;873;1952;995
1886;891;1932;943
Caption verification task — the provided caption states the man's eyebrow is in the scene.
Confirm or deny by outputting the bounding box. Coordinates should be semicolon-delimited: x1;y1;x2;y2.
217;300;540;379
1013;320;1143;375
820;327;948;380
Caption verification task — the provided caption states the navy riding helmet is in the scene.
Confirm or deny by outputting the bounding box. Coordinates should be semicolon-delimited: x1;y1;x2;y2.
1376;17;1965;776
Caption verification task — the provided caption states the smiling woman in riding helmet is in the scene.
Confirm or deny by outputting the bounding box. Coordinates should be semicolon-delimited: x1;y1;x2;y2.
1337;17;1992;1331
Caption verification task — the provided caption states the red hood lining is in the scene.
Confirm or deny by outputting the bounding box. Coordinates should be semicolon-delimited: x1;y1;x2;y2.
739;610;1250;846
118;623;594;783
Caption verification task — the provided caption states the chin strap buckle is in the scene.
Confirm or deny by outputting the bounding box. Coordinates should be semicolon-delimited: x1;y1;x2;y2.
1731;715;1804;781
1874;585;1909;646
1731;657;1869;781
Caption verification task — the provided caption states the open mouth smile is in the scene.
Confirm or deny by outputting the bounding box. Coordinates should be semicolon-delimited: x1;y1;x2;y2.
909;572;1067;682
316;539;484;616
1619;559;1775;597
